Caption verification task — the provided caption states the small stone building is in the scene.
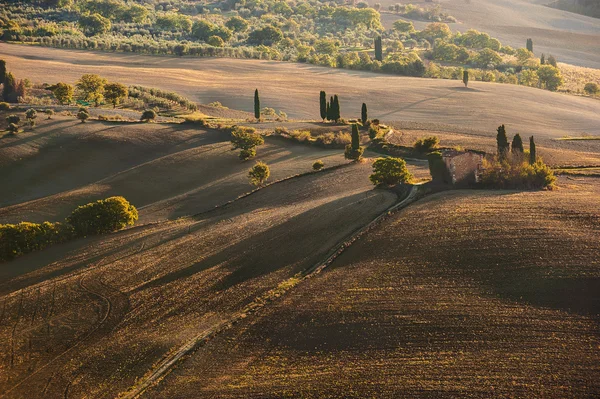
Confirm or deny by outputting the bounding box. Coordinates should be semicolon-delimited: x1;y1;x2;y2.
428;149;484;186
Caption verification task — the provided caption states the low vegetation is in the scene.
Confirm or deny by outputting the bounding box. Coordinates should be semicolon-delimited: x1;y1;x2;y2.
0;196;138;261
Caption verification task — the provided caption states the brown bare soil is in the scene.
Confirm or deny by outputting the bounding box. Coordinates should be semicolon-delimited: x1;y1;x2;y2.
2;44;600;139
0;157;406;398
146;176;600;399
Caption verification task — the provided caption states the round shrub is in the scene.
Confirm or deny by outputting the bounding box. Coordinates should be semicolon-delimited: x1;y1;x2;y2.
6;114;20;125
248;161;270;186
344;144;364;161
77;110;89;123
584;82;599;96
141;109;157;122
67;196;138;236
312;160;324;170
207;35;225;47
369;157;413;186
0;102;11;111
45;109;54;119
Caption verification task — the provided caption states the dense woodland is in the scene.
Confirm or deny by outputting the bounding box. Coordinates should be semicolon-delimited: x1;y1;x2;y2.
0;0;581;92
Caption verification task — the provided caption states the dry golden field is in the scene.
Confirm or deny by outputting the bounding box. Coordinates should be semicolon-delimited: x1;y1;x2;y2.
147;178;600;398
2;43;600;139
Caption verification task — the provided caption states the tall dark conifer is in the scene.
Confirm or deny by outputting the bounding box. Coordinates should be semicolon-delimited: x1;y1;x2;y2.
529;136;536;165
511;134;524;154
254;89;260;120
351;123;360;150
333;95;340;122
0;60;6;84
374;36;383;62
320;91;327;122
496;124;509;158
361;103;367;125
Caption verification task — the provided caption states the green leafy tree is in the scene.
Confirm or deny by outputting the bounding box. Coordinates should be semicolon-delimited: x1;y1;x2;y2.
207;35;225;47
45;109;54;119
369;157;413;186
374;36;383;62
361;103;368;125
141;109;157;122
67;196;138;236
496;124;509;158
529;136;536;165
248;161;270;186
247;26;283;46
78;13;111;36
320;91;327;122
104;82;128;108
76;74;107;106
463;70;469;87
511;134;524;154
414;136;439;152
50;82;74;105
537;65;563;91
393;19;414;33
6;114;20;125
225;16;249;32
254;89;260;120
231;126;264;160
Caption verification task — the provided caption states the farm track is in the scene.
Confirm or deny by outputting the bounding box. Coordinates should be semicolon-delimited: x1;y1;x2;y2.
119;185;421;399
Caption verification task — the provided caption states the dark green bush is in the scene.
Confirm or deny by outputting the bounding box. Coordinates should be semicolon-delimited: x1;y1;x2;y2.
369;157;413;186
480;156;556;189
141;109;157;122
67;196;138;237
312;160;325;170
0;102;10;111
427;151;451;183
414;136;439;152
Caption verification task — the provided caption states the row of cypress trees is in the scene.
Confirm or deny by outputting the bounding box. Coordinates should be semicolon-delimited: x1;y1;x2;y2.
319;91;341;123
496;124;536;165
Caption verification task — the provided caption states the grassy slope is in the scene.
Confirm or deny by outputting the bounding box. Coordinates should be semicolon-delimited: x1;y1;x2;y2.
0;160;404;398
147;178;600;398
1;44;600;139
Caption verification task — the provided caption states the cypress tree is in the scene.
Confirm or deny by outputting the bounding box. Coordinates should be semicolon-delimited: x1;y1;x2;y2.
333;94;340;122
374;36;383;62
326;101;331;121
511;134;524;154
320;91;327;122
328;96;334;121
254;89;260;120
526;38;533;53
463;70;469;87
361;103;367;125
2;72;17;103
529;136;536;165
496;124;509;158
351;123;360;150
540;53;545;65
0;60;6;84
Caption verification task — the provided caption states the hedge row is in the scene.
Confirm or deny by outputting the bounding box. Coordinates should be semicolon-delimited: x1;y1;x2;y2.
0;196;138;262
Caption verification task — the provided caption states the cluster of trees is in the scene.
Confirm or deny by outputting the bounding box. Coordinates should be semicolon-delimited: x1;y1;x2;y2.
484;124;555;189
387;3;456;23
319;91;341;123
0;196;138;261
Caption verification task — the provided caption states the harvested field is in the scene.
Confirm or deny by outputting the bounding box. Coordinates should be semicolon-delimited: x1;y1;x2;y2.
146;176;600;398
0;159;402;398
2;44;600;139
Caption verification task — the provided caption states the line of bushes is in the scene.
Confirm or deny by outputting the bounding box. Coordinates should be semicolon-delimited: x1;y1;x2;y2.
0;196;138;262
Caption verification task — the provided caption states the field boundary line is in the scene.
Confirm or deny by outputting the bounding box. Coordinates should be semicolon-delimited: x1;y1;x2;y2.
117;184;423;399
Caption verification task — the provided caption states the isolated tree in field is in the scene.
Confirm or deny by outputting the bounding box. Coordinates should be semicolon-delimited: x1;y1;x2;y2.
540;53;545;65
496;124;509;158
511;134;524;154
526;38;533;53
462;70;469;87
141;109;157;122
2;72;18;103
529;136;536;165
374;36;383;62
6;114;20;133
104;82;128;108
78;13;111;36
254;89;260;120
344;124;364;161
25;108;37;128
231;126;264;160
76;74;107;106
369;157;413;186
584;82;599;96
537;65;563;91
361;103;368;125
51;82;74;105
77;109;90;123
248;161;270;186
320;91;327;122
